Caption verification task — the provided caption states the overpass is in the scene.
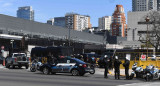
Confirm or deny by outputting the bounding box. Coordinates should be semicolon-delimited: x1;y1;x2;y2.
0;14;105;54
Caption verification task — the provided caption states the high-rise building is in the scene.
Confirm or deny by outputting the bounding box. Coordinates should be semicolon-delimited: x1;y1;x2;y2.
111;5;127;37
47;17;65;27
65;13;92;31
157;0;160;11
17;6;34;21
98;16;112;30
132;0;158;11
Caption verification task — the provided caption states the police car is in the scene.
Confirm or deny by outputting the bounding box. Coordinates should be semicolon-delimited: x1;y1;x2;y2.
38;58;94;76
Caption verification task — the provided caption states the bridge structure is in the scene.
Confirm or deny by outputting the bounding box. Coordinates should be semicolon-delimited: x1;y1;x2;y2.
0;14;105;54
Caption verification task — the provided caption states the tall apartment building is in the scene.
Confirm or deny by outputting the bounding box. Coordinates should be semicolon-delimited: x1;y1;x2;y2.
98;16;112;30
17;6;34;21
111;5;127;37
47;17;65;27
65;13;92;31
132;0;158;11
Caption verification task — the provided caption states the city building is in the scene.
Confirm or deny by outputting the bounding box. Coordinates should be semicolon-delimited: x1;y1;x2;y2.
98;16;112;30
65;13;92;31
132;0;158;11
54;17;65;27
47;18;54;25
17;6;34;20
111;5;127;37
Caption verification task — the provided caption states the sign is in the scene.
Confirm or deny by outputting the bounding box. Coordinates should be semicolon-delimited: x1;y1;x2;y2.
141;55;146;61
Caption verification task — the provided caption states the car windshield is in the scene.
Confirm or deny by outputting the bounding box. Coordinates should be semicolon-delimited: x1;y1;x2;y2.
14;54;26;57
72;58;85;64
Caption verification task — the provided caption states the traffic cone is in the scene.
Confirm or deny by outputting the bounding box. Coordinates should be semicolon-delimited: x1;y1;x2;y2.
3;59;5;66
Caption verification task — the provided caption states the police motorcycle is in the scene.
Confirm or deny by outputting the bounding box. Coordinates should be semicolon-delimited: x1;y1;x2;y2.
89;57;96;74
135;64;144;78
130;63;138;79
144;65;160;81
30;59;43;72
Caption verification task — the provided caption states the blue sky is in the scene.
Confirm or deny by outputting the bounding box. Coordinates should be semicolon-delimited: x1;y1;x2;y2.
0;0;132;27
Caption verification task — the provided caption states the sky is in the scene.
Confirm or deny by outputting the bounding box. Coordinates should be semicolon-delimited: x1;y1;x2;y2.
0;0;132;27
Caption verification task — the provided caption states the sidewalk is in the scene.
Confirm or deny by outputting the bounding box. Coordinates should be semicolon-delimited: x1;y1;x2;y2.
95;68;132;76
0;64;5;68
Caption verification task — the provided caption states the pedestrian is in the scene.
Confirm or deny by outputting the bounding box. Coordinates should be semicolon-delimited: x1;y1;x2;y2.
103;55;110;78
123;57;130;80
114;56;122;79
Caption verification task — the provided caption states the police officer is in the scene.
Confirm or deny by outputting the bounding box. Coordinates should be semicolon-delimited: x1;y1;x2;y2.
114;56;122;79
104;55;110;78
123;57;130;80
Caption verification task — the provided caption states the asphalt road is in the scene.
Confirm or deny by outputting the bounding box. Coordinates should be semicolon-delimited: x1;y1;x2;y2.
0;67;159;86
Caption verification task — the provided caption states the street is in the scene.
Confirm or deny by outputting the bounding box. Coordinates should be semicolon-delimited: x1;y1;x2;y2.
0;67;159;86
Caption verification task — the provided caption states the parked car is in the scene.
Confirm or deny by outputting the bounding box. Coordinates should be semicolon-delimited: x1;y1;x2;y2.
38;57;94;76
5;53;29;69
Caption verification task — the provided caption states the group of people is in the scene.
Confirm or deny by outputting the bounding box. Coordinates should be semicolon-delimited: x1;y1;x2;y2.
103;55;130;80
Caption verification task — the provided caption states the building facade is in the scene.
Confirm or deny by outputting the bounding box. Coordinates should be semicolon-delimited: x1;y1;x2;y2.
111;5;127;37
17;6;34;21
132;0;158;11
47;18;54;25
65;13;92;31
47;17;65;27
98;16;112;30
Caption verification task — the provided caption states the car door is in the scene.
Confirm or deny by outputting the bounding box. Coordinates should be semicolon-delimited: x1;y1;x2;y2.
62;58;77;72
54;58;67;72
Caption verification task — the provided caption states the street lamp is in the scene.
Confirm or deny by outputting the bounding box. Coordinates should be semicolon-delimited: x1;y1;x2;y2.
145;16;150;58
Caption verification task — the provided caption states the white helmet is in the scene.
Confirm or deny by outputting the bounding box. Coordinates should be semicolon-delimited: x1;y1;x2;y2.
104;55;108;58
115;56;118;59
126;57;130;61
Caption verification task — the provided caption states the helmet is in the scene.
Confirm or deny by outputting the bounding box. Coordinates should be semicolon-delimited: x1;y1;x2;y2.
104;55;108;58
115;56;118;59
126;57;130;61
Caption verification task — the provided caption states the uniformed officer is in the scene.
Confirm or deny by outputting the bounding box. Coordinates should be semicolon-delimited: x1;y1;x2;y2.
104;55;110;78
114;56;122;79
123;57;130;80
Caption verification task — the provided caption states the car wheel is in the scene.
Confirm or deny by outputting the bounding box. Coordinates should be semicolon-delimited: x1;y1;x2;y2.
43;67;50;75
71;69;79;76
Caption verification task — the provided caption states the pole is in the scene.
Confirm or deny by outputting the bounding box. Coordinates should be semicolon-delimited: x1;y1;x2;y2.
147;23;148;58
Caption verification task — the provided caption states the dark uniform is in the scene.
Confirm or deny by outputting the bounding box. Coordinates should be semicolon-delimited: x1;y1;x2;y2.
114;59;122;79
104;56;110;78
123;58;130;79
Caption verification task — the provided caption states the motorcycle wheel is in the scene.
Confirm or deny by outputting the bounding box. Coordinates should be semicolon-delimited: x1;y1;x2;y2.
130;74;134;80
30;67;36;72
145;75;150;81
89;69;95;74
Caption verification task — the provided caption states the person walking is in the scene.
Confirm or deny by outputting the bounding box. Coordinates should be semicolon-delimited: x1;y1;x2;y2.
104;55;110;78
114;56;122;79
123;57;130;80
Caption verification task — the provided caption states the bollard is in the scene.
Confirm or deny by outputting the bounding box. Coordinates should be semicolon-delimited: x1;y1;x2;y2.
3;59;5;66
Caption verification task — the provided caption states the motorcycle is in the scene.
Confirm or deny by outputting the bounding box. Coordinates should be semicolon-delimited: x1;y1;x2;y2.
30;60;42;72
89;63;95;74
144;65;160;81
135;64;144;78
130;63;138;79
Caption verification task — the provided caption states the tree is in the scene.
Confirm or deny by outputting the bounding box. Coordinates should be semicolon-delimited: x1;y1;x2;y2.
138;11;160;53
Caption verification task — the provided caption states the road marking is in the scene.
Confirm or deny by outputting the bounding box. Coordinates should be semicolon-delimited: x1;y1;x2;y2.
119;82;160;86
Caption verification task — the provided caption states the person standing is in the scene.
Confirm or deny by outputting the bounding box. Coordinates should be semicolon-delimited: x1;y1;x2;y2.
104;55;110;78
114;56;122;79
123;57;130;80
